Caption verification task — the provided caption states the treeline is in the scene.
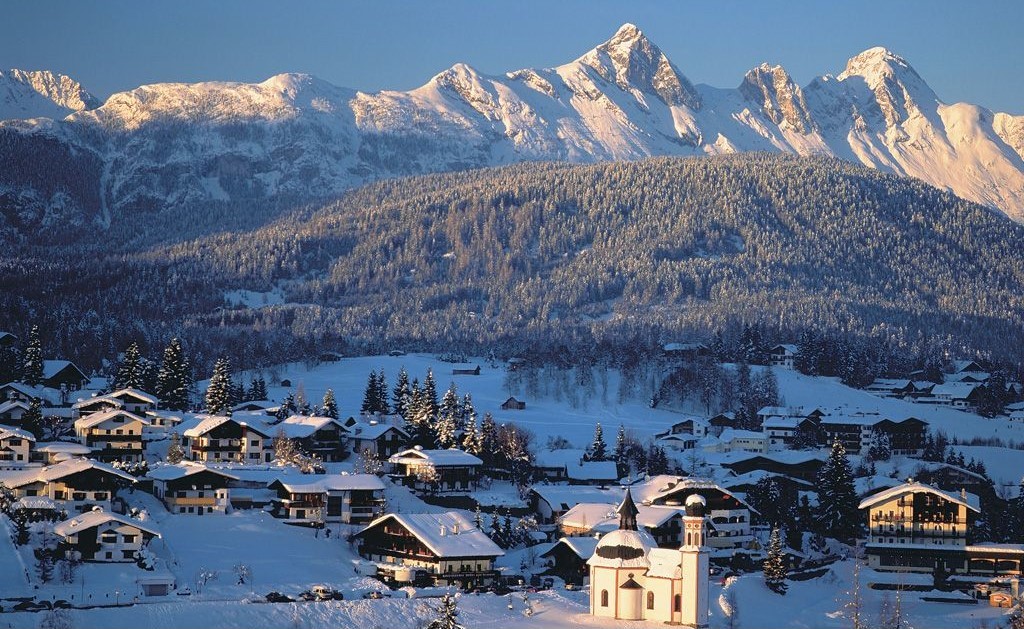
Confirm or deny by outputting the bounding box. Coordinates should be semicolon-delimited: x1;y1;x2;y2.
4;154;1024;373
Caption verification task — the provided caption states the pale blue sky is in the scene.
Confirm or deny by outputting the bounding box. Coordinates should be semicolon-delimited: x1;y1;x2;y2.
2;1;1021;113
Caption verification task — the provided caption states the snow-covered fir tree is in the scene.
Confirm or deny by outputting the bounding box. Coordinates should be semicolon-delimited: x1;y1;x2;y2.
273;428;298;464
204;357;233;416
422;368;439;417
275;393;295;421
614;424;627;467
294;383;312;415
473;504;484;530
392;367;411;419
22;325;43;386
435;411;456;449
373;370;389;414
439;383;459;423
157;338;191;411
427;592;465;629
763;525;788;593
166;432;185;464
588;423;607;461
479;413;498;465
815;439;860;542
460;393;475;430
361;370;379;415
248;376;267;402
461;416;481;455
21;398;43;439
320;388;338;419
114;342;144;390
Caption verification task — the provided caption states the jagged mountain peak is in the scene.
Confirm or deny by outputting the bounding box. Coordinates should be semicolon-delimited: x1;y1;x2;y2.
577;23;701;109
837;46;940;128
839;46;920;87
0;68;99;120
739;63;814;134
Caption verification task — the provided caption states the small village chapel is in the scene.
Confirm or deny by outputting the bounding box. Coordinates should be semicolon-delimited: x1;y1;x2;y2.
588;489;710;626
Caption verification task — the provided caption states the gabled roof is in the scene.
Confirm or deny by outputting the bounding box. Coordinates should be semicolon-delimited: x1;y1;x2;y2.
107;388;159;405
72;395;123;410
277;415;347;438
0;382;58;404
0;423;35;442
560;502;680;532
42;360;87;381
348;421;408;440
54;509;160;538
231;400;277;412
770;344;798;354
541;536;600;561
269;473;385;494
858;481;980;513
180;415;271;438
389;447;482;466
930;382;983;398
952;360;984;373
147;463;240;482
529;485;624;511
566;460;619;482
1;457;135;488
34;442;91;455
74;409;151;431
0;400;30;414
634;475;757;513
357;512;503;558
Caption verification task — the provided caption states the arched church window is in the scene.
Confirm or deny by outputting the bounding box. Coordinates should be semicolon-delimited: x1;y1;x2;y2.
674;594;681;612
647;591;655;609
601;590;609;607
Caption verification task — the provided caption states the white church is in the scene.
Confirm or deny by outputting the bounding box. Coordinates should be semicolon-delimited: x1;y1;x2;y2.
588;489;710;627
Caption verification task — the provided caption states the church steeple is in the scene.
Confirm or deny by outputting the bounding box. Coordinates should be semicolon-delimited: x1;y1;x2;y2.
617;488;639;531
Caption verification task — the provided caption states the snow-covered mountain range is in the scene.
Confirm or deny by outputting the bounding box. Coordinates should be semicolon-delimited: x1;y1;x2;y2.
3;23;1024;236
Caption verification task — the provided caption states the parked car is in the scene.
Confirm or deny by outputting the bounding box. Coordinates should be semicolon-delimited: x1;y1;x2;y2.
362;590;391;599
309;585;343;601
265;591;294;603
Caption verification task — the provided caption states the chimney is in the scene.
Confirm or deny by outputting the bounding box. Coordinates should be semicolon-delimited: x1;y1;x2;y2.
961;488;967;499
439;525;447;537
451;522;459;535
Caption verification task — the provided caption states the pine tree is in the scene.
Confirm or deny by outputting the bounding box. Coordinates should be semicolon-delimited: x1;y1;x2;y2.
473;504;484;530
392;367;411;419
479;413;498;465
166;432;185;464
374;370;389;414
249;376;268;402
763;525;788;593
461;415;481;455
321;389;339;419
204;357;233;416
275;393;295;421
460;393;475;430
115;342;144;390
22;325;43;386
294;383;312;415
361;370;378;415
814;439;860;542
427;592;465;629
422;368;439;418
157;338;191;411
435;411;456;449
22;398;44;439
273;427;298;464
589;423;607;461
614;424;627;467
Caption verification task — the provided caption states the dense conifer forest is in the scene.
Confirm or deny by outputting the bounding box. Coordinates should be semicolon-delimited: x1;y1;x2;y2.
4;154;1024;374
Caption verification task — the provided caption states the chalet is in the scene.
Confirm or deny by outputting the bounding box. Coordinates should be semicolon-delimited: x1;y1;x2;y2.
0;458;135;513
105;388;159;414
0;400;29;424
710;429;767;454
912;463;993;499
532;449;618;484
0;424;34;468
952;360;986;374
718;451;826;483
42;360;89;393
54;509;160;562
872;417;929;456
662;342;711;360
0;382;56;405
354;511;504;589
268;473;386;524
657;434;700;451
388;447;482;492
768;344;799;370
924;383;986;410
634;476;756;555
180;416;273;464
819;413;928;455
451;364;481;376
866;379;915;398
344;418;409;459
278;415;349;461
500;396;526;411
148;464;238;515
656;417;709;439
73;409;149;463
763;415;821;451
946;371;990;384
707;412;735;437
559;502;684;548
528;485;625;525
72;395;123;417
541;536;599;585
857;482;1024;577
230;400;277;414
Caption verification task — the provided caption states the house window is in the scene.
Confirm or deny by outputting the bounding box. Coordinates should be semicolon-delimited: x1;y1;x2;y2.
101;534;117;544
647;592;655;610
250;440;259;447
601;590;609;607
123;535;136;544
105;552;112;560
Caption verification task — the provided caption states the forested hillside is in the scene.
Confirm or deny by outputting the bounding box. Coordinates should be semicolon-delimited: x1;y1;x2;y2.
5;154;1024;372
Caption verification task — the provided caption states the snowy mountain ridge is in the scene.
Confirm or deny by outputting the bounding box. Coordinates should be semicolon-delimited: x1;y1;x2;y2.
2;23;1024;237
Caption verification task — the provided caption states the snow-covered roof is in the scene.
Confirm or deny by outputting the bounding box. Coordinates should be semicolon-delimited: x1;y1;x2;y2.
281;415;346;431
0;400;30;414
952;360;984;373
718;428;766;442
231;400;277;412
663;342;707;352
107;388;159;405
11;496;56;511
43;360;85;380
74;409;151;431
0;423;35;442
72;395;123;410
930;382;982;398
34;442;91;454
530;485;624;511
715;450;826;467
270;473;385;494
761;417;805;430
866;379;912;390
1;457;135;488
533;448;586;468
543;536;600;561
858;481;980;512
389;447;482;466
54;509;160;538
587;528;656;569
566;460;619;482
147;463;240;482
721;470;812;490
647;547;685;579
359;512;503;559
180;415;271;438
561;502;680;533
854;475;905;498
0;382;59;404
771;344;798;354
